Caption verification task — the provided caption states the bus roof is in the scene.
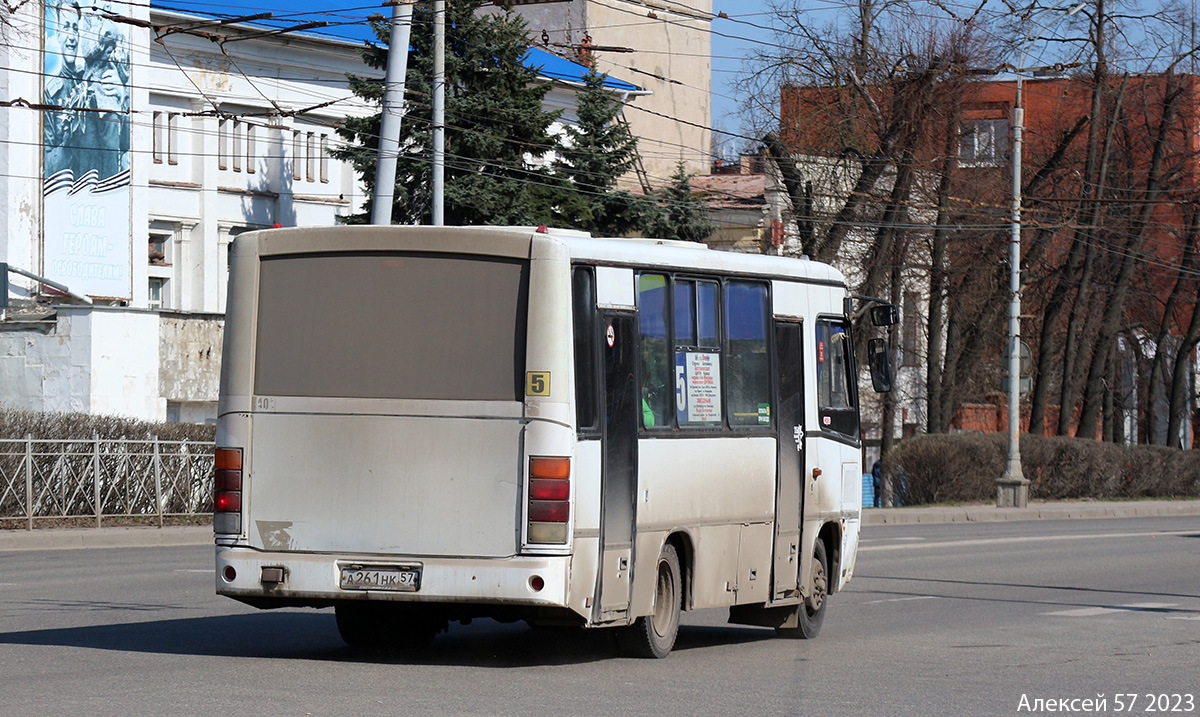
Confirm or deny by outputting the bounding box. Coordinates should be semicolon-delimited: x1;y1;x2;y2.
435;226;847;286
554;235;847;288
243;225;848;288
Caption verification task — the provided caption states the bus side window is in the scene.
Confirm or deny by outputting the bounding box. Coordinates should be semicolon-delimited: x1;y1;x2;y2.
816;319;860;439
697;281;719;348
638;274;672;428
675;279;723;427
572;267;598;432
725;280;771;427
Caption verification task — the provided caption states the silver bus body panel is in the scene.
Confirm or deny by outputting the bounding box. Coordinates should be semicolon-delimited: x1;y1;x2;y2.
244;412;524;557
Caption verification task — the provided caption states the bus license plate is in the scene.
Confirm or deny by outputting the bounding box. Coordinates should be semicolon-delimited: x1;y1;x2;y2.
339;565;420;592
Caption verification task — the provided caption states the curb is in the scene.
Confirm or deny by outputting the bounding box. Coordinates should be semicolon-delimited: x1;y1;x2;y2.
3;501;1198;550
0;525;212;552
862;499;1200;526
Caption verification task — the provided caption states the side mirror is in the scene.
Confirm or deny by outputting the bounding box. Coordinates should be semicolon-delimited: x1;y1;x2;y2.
870;304;899;327
868;338;893;392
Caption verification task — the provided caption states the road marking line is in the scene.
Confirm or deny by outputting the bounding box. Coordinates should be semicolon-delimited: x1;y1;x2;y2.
173;569;211;573
1042;602;1178;617
1044;607;1120;617
1167;616;1200;621
860;530;1194;552
862;595;940;605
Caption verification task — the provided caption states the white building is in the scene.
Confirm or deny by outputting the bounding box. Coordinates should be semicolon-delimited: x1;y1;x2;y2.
0;1;641;422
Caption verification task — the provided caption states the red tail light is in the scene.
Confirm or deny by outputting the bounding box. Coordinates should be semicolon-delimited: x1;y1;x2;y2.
527;456;569;544
214;490;242;512
528;500;569;522
529;478;569;500
214;447;243;534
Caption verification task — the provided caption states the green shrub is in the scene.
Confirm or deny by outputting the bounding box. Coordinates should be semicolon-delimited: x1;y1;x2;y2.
884;433;1200;505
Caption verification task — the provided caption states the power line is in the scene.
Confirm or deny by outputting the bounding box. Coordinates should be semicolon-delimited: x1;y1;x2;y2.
10;1;1197;232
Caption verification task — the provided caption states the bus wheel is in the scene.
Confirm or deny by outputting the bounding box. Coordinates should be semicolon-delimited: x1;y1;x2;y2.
775;539;827;640
335;603;439;651
617;543;681;658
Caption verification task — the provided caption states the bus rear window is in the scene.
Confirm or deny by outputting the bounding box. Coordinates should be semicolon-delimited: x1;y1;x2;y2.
253;252;529;401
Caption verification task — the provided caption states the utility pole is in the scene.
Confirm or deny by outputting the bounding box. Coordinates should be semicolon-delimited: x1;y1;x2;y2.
997;0;1085;508
432;0;445;225
370;0;414;226
998;72;1028;508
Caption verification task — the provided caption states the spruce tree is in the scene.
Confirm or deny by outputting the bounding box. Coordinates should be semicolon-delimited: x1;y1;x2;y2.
554;63;659;236
332;2;565;225
652;162;717;243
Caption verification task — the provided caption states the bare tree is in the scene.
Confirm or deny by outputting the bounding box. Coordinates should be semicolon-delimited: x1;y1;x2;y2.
744;0;1200;450
1075;71;1185;439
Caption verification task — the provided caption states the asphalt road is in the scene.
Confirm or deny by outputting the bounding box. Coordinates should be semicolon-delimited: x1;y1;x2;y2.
1;516;1197;716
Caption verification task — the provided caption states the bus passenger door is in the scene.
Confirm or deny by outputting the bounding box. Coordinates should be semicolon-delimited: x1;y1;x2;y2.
772;320;805;599
595;313;638;621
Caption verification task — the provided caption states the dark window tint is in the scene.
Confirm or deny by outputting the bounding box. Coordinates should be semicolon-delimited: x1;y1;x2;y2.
697;280;719;348
816;319;859;439
725;281;771;427
638;274;672;428
674;281;695;347
255;253;527;400
674;278;723;427
573;267;598;431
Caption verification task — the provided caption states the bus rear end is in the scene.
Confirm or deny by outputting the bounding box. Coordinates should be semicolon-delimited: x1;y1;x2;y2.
214;226;580;646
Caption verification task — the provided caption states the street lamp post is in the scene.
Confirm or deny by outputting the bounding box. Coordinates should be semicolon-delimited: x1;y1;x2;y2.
997;1;1085;509
997;76;1028;508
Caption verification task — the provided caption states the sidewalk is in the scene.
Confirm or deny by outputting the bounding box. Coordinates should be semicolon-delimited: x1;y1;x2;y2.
862;498;1200;526
2;499;1198;551
0;524;212;552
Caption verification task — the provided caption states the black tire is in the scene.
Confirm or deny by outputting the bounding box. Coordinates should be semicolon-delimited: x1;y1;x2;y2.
617;543;682;658
335;602;440;652
775;538;828;640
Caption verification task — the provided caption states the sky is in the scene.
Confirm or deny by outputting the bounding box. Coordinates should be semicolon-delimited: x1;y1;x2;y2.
710;0;776;155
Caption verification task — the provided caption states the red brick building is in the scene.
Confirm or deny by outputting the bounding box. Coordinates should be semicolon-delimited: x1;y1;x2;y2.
779;73;1200;443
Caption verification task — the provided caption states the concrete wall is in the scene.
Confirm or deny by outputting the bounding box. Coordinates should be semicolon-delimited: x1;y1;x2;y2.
1;316;87;413
88;310;162;418
158;313;222;405
0;308;223;422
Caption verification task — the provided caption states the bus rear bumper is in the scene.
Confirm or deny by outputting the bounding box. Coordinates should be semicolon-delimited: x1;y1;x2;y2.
215;547;574;612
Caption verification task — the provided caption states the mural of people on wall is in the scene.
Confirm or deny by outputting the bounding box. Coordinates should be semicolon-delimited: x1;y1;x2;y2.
43;0;130;182
42;0;133;300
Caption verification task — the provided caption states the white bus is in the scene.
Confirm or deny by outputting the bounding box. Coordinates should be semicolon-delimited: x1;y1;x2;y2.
213;225;894;658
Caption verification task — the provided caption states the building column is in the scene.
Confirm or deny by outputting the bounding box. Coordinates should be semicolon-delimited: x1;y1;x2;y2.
191;100;221;313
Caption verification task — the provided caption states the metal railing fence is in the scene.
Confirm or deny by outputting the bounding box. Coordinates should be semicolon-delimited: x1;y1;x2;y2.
0;435;215;529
